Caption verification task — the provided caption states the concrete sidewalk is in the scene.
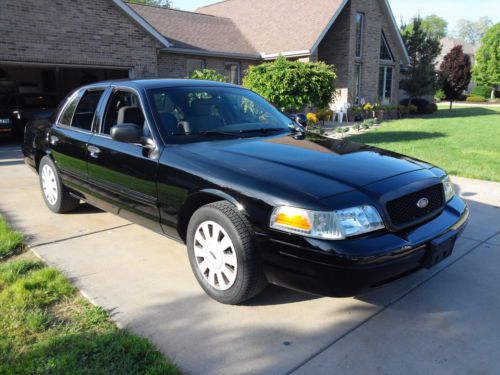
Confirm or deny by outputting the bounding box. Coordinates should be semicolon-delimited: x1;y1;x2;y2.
1;143;499;375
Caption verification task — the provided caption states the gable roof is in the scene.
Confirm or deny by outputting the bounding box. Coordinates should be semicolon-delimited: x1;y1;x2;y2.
199;0;410;63
198;0;347;56
126;2;259;59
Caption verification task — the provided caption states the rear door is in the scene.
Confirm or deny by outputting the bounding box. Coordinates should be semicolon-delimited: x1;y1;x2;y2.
86;87;162;232
49;88;106;191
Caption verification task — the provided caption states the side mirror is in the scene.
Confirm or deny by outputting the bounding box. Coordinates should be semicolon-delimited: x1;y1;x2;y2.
110;123;142;144
290;114;308;128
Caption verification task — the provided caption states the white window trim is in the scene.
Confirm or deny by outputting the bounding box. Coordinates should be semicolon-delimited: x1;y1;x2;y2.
379;66;393;104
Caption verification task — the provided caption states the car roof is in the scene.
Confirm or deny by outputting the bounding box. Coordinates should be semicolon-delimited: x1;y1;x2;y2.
84;79;243;91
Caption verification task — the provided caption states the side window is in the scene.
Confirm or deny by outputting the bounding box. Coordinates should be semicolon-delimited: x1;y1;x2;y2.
59;94;81;127
102;90;146;135
71;90;104;131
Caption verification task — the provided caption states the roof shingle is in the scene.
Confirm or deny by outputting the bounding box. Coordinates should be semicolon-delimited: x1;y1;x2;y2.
127;2;259;56
197;0;347;55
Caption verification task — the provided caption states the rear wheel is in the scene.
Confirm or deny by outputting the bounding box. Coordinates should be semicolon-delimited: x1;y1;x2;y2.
187;201;267;304
39;156;80;213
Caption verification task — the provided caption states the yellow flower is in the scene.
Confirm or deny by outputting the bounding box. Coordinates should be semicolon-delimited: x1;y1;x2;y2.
363;102;374;111
306;112;319;124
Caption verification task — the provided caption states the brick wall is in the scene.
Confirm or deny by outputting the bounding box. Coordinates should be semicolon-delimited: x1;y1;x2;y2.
158;53;256;83
318;0;403;105
0;0;160;78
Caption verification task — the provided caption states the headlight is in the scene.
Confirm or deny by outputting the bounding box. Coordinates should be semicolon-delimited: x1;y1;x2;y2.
442;175;455;202
270;205;384;240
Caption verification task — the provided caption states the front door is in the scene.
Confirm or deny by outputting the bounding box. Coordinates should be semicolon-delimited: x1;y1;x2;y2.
49;88;105;190
86;88;161;231
378;66;393;105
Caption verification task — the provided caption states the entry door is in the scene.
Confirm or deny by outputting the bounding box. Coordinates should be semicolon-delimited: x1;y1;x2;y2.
378;66;393;105
49;88;105;189
86;89;161;231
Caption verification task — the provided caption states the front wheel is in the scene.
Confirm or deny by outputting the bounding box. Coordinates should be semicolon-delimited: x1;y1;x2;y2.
39;156;80;213
187;201;267;304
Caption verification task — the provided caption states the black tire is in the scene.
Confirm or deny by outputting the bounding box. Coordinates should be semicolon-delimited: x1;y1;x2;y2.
187;201;267;304
38;156;80;214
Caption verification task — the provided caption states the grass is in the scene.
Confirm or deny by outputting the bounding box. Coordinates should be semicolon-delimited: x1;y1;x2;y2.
0;215;180;375
0;216;23;259
348;106;500;182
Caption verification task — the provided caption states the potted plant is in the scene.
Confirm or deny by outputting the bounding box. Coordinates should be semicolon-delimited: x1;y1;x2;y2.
363;102;375;119
374;104;385;122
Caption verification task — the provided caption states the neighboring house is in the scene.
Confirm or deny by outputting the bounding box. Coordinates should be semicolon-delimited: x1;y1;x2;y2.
0;0;409;106
436;37;479;93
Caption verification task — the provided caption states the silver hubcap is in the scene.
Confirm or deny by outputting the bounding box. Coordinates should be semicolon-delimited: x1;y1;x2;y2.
194;221;238;291
41;164;58;206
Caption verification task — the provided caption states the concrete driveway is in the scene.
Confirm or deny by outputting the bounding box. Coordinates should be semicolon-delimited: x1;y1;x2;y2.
1;142;499;375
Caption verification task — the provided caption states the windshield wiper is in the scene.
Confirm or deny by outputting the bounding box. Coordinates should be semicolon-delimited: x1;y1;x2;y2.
198;130;240;137
239;127;287;134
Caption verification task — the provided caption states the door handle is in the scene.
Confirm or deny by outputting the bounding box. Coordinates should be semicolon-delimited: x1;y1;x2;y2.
49;135;59;146
87;145;101;159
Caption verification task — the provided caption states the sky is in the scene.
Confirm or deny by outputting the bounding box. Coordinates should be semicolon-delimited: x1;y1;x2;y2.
175;0;500;32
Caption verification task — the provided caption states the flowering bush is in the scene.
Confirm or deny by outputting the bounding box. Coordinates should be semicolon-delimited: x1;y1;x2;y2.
306;112;319;125
363;102;374;111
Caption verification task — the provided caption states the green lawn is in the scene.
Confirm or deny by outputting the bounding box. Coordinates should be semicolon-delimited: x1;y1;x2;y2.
348;106;500;182
0;215;180;375
0;216;23;259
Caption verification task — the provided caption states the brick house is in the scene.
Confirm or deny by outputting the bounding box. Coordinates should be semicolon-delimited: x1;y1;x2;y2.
0;0;409;106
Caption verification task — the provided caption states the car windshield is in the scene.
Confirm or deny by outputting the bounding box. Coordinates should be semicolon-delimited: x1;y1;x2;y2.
19;94;60;109
147;86;294;142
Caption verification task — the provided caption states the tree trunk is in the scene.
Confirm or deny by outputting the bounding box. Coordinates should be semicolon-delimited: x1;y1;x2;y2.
449;100;453;111
492;88;495;100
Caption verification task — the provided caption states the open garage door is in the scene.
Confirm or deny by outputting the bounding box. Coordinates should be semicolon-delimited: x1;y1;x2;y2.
0;63;130;98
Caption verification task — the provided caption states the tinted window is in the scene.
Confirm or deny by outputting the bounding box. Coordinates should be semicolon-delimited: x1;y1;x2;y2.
71;90;104;131
59;94;81;127
147;87;292;142
102;90;145;135
355;13;364;58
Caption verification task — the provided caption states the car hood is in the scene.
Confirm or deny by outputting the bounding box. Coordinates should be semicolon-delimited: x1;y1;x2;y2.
177;133;433;200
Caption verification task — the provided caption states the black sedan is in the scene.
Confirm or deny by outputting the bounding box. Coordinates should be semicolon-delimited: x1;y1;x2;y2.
0;93;60;138
23;79;468;304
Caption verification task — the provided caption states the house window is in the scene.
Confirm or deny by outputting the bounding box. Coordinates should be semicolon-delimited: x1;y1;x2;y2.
380;31;394;61
355;13;364;58
225;63;241;84
378;66;393;104
186;59;205;78
354;64;362;104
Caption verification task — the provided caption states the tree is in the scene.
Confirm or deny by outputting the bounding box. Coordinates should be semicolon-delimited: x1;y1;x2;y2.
189;69;228;82
128;0;172;8
422;15;448;40
472;24;500;99
243;57;337;112
440;45;472;110
400;17;442;103
455;17;493;45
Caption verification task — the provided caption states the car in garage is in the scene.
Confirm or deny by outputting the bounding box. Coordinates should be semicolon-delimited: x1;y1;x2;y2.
0;93;60;138
23;79;469;304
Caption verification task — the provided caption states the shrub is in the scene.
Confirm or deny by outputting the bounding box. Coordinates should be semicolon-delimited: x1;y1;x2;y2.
243;56;337;112
471;85;492;98
466;95;486;102
316;108;334;123
435;89;446;102
408;104;419;114
422;102;438;114
189;69;228;82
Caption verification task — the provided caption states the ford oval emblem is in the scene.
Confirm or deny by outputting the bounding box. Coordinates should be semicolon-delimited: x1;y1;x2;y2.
417;197;429;209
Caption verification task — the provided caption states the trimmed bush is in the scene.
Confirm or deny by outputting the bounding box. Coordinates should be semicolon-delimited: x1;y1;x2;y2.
422;102;438;114
466;95;487;102
471;85;492;98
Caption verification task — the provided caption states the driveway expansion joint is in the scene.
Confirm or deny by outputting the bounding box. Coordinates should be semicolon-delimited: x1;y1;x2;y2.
285;229;500;375
30;223;133;248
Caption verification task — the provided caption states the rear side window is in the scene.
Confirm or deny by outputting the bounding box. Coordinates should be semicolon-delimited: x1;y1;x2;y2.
71;90;104;131
59;90;104;130
59;95;80;127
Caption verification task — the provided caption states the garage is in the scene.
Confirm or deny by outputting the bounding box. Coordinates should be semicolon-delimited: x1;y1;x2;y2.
0;63;129;98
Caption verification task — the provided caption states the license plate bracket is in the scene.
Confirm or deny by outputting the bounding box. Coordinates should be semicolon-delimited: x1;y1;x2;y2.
423;230;457;269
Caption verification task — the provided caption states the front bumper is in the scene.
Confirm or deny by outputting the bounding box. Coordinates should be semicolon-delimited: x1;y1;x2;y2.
254;196;469;297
